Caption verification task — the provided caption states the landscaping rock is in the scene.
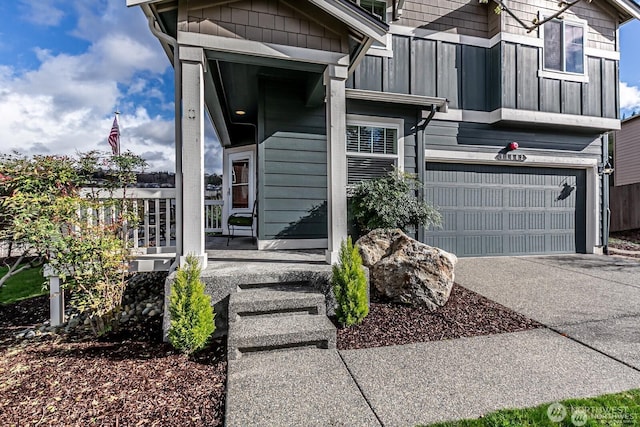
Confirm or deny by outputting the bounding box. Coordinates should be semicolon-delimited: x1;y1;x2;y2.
356;229;457;310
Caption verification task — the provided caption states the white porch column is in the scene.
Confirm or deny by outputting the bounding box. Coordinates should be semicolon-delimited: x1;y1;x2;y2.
324;64;348;264
180;47;207;268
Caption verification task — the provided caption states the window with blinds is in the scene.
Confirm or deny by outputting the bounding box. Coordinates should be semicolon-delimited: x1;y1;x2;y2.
346;124;399;184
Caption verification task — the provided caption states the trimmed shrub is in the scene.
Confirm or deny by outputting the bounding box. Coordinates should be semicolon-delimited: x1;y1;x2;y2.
168;255;215;354
332;236;369;327
350;169;441;235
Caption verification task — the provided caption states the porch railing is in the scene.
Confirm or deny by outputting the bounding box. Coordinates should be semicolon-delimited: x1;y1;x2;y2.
80;188;223;251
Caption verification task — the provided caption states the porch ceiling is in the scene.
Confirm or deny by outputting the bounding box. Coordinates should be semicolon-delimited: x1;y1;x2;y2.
207;58;324;146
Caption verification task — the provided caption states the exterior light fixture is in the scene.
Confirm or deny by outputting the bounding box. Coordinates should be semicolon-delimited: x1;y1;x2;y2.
235;110;246;116
598;160;614;175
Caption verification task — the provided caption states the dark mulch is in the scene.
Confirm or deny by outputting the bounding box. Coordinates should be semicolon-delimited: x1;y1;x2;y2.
609;229;640;257
0;297;227;426
336;284;542;350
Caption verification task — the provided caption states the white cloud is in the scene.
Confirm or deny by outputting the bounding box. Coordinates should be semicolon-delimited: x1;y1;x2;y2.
20;0;65;27
620;82;640;112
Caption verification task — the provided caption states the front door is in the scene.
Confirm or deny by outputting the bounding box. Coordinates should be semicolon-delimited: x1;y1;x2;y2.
226;150;255;234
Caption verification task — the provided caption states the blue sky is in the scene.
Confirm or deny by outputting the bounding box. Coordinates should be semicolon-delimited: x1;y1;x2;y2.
0;1;639;172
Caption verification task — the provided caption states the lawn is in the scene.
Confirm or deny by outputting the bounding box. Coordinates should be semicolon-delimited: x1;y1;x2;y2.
425;389;640;426
0;265;46;304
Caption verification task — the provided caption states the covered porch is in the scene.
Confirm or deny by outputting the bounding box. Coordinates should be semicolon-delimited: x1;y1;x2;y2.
130;0;389;268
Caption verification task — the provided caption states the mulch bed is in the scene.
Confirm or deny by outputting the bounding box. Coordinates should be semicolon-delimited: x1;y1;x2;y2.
0;292;227;426
1;277;540;425
336;284;542;350
609;229;640;257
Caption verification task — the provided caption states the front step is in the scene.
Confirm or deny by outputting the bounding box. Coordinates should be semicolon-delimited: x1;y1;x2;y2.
228;314;336;360
229;290;326;322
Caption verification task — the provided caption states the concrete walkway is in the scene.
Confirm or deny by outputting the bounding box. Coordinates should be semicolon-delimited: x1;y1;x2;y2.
226;255;640;426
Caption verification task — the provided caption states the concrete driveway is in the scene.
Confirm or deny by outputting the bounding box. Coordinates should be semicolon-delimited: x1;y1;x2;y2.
456;254;640;369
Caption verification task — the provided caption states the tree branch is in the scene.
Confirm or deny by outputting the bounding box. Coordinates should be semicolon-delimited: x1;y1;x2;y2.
491;0;587;33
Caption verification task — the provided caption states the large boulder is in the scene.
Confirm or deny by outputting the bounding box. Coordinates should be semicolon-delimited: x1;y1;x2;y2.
355;229;457;310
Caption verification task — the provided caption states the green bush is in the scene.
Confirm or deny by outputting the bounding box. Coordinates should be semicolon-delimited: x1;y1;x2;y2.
168;255;215;354
350;169;441;235
332;236;369;327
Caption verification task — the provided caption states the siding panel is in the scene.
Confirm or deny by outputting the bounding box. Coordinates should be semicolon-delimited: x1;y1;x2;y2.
602;59;617;119
412;38;437;97
583;57;602;117
516;45;539;111
437;42;461;109
562;81;582;115
258;132;328;240
461;45;487;111
388;35;410;94
502;42;517;109
540;78;561;113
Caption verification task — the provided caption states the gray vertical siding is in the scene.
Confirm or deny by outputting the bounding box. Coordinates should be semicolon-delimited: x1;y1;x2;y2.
583;57;602;117
350;36;618;120
461;45;487;111
436;42;461;109
387;36;410;94
540;78;561;113
501;42;517;109
562;81;582;115
516;45;539;111
412;38;437;96
258;132;328;240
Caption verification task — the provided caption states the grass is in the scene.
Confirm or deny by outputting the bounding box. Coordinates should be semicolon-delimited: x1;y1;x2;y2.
0;265;46;304
424;389;640;426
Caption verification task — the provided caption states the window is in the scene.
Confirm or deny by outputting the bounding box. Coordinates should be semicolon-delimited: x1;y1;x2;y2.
350;0;387;22
346;117;403;185
543;19;584;74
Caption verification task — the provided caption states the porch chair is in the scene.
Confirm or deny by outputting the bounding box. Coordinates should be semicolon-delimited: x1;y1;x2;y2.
227;200;257;246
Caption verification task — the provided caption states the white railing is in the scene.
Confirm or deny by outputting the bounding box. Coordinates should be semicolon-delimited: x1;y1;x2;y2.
80;188;223;251
205;199;224;233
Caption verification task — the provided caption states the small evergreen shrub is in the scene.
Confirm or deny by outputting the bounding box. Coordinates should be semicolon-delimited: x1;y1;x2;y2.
168;255;215;354
332;236;369;327
350;169;441;235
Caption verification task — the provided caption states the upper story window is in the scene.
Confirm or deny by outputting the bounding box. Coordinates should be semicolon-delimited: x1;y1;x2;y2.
351;0;387;22
543;19;585;74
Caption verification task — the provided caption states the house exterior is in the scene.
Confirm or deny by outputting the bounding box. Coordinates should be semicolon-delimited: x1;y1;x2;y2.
128;0;640;266
611;114;640;231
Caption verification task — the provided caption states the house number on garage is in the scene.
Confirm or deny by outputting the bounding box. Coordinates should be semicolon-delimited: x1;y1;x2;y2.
495;153;527;162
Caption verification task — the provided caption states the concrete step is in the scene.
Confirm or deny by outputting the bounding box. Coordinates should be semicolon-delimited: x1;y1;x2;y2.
229;290;326;322
228;314;336;360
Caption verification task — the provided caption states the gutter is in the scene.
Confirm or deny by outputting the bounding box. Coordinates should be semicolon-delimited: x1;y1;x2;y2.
146;10;183;257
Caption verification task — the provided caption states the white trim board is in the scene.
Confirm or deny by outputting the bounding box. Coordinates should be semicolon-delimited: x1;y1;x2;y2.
178;31;350;66
347;89;448;110
431;108;621;131
258;238;328;250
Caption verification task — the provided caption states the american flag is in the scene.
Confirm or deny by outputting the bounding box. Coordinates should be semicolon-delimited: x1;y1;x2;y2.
108;115;120;155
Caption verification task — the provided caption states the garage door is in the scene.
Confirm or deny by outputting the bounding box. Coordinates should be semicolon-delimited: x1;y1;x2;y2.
424;163;586;257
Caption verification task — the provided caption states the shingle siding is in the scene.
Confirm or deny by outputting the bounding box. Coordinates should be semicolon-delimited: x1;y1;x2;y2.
178;0;347;53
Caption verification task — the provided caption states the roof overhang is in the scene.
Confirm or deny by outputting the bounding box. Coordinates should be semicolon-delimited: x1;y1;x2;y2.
308;0;389;45
607;0;640;22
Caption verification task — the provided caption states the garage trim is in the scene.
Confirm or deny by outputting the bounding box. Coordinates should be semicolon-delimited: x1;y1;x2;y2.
425;148;600;254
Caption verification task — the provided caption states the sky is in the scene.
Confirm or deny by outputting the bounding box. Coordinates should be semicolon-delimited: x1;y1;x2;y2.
0;1;639;173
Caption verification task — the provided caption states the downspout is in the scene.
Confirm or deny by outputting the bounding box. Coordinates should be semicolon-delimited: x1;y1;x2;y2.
147;16;183;261
415;104;437;243
601;133;611;255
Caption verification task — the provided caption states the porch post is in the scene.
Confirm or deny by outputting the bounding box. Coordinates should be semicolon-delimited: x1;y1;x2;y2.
324;64;348;264
179;46;207;268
